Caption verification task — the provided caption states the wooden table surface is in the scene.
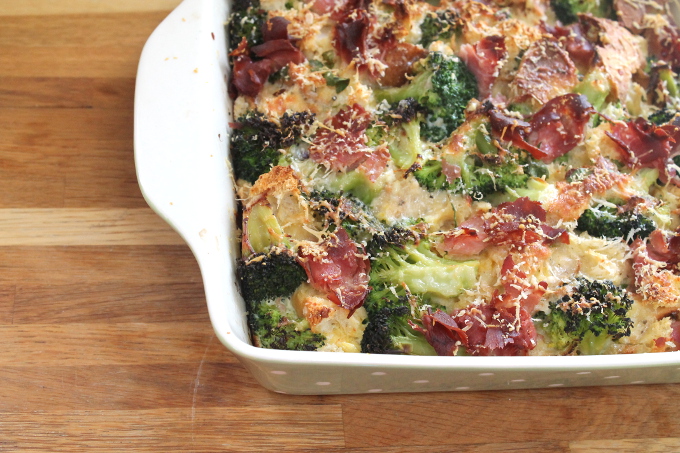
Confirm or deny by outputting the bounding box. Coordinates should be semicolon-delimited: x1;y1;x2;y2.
2;1;680;451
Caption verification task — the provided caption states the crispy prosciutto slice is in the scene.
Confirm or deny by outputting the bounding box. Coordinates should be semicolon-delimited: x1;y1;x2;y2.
251;40;305;70
309;104;387;180
251;17;305;71
356;145;391;181
487;108;538;155
230;17;305;98
376;40;428;87
647;26;680;72
459;36;507;100
510;37;578;105
613;0;675;33
437;198;568;257
605;117;680;183
312;0;370;18
415;257;544;356
230;39;274;98
646;229;680;266
525;94;595;161
487;94;595;161
437;225;488;257
261;16;290;41
334;9;372;65
298;228;370;314
310;0;338;15
579;15;644;101
411;309;468;356
542;23;595;70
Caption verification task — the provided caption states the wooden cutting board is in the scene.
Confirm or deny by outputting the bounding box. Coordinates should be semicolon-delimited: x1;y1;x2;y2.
1;1;680;451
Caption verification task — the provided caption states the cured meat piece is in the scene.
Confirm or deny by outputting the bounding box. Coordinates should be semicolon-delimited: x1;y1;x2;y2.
613;0;674;31
670;319;680;350
487;108;540;156
647;25;680;72
543;23;595;69
310;0;337;14
437;227;488;257
356;145;390;182
411;309;468;356
419;256;544;356
510;37;578;104
334;9;371;64
459;36;507;99
646;229;680;266
262;16;293;41
251;39;306;70
230;39;275;98
298;228;370;314
487;94;594;161
437;198;568;256
579;15;644;101
309;104;375;172
485;198;569;246
376;40;428;87
230;17;306;98
525;94;595;161
605;117;679;183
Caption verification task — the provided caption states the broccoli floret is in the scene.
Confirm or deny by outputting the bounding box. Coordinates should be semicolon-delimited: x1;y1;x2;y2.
419;10;459;48
368;232;478;298
228;0;266;52
536;278;633;355
308;191;386;245
374;52;478;143
576;204;655;242
230;111;315;183
384;97;427;126
250;300;325;350
649;109;679;125
386;99;427;169
413;160;449;192
551;0;612;24
574;68;611;111
238;249;307;302
237;249;325;350
368;98;428;169
360;284;436;354
413;147;548;199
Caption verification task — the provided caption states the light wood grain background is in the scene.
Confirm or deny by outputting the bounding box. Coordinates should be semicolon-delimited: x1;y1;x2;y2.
1;1;680;452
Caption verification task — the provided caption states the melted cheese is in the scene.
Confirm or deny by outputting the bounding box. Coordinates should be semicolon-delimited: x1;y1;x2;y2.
292;283;367;352
233;0;680;356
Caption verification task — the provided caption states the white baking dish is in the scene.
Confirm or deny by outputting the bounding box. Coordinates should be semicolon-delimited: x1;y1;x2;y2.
134;0;680;394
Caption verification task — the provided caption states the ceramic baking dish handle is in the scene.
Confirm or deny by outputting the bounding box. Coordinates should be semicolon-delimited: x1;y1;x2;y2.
134;0;247;344
135;0;221;239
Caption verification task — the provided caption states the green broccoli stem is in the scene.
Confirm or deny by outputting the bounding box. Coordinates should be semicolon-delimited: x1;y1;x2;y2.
389;120;423;169
575;69;610;111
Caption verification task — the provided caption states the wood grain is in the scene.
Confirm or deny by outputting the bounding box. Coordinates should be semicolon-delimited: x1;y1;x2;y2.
1;3;679;452
0;209;184;245
0;406;345;451
0;1;183;16
0;77;135;109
